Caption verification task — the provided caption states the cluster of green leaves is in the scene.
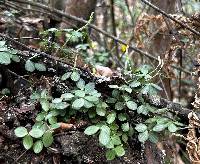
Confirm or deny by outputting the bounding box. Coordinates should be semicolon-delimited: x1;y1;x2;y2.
25;60;46;72
135;116;183;143
40;28;86;53
14;126;53;154
62;71;130;160
92;50;110;66
40;28;111;67
14;89;62;153
0;41;20;65
14;67;183;160
0;40;46;73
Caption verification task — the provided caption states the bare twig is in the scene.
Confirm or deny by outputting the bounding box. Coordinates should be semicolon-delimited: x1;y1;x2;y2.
7;0;194;76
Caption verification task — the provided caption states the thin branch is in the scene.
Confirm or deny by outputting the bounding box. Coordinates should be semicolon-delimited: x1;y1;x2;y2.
7;0;194;76
140;0;200;36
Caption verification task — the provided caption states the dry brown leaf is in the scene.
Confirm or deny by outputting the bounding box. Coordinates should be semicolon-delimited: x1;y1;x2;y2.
59;122;74;130
186;112;200;163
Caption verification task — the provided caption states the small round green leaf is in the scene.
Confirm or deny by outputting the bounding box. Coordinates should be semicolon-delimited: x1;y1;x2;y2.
42;131;53;147
29;128;44;138
96;106;106;116
84;100;94;109
114;145;125;157
99;125;110;146
52;98;63;104
118;113;127;121
168;123;178;133
106;98;117;104
76;78;85;89
14;127;28;138
153;124;167;132
112;90;120;98
53;102;69;110
126;101;137;110
50;123;61;130
122;134;128;143
85;96;99;102
107;112;116;124
122;122;129;132
0;52;11;65
71;71;80;81
72;98;84;110
84;83;95;94
35;63;46;72
129;81;141;88
75;90;85;97
48;116;57;125
33;140;43;154
40;99;50;112
36;112;46;121
115;102;125;111
138;130;149;143
148;132;159;143
106;150;116;160
25;60;35;72
135;123;147;133
61;93;74;101
61;72;72;81
137;105;148;115
23;135;33;150
111;135;121;145
11;55;20;62
84;125;100;135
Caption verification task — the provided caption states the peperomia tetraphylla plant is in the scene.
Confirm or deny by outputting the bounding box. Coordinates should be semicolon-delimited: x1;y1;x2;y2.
14;67;184;160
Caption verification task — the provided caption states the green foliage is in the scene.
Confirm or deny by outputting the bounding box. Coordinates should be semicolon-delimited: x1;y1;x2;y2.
14;127;28;138
84;125;100;135
33;140;43;154
23;135;33;150
25;60;46;72
42;131;54;147
14;67;184;160
0;41;20;65
0;41;47;72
